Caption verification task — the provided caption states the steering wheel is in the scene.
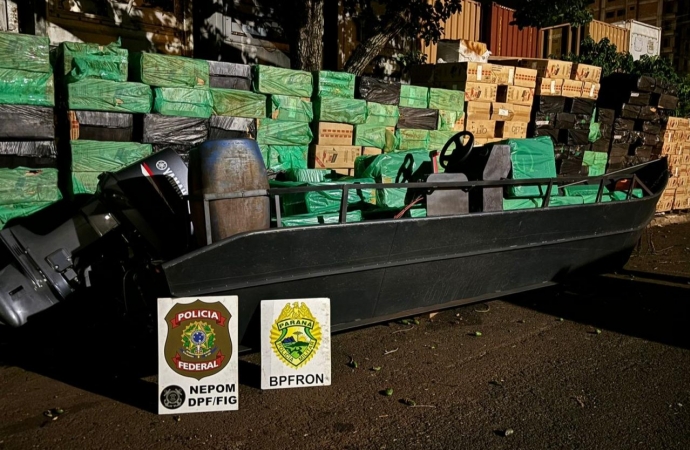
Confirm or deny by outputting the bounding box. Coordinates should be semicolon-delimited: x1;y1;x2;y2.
438;131;475;172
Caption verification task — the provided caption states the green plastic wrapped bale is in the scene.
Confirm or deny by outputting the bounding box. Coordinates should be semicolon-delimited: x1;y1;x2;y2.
0;201;57;229
257;119;313;146
59;41;128;78
399;85;429;108
287;169;331;183
506;136;558;198
0;69;54;107
583;151;608;177
259;145;308;172
313;71;355;98
130;53;209;88
267;95;313;123
153;87;213;118
0;167;60;205
253;65;313;98
71;172;100;195
365;102;399;127
409;207;427;218
503;196;584;210
67;54;128;83
67;79;152;113
280;210;362;227
314;96;367;124
395;129;430;152
429;131;457;150
0;32;51;73
272;178;376;215
354;125;396;150
211;88;266;118
428;88;465;111
356;151;431;208
71;141;153;172
437;110;460;131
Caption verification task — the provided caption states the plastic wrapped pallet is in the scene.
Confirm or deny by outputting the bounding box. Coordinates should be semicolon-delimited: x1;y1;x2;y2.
506;136;558;198
395;129;430;151
313;97;367;124
257;119;313;146
253;65;312;98
280;210;362;227
67;80;152;113
365;102;399;127
153;87;212;118
267;95;313;123
208;116;256;140
130;53;209;88
428;88;465;112
399;85;429;108
0;69;54;107
271;178;375;215
70;141;152;173
397;107;438;130
357;77;401;105
59;41;128;79
355;150;431;208
429;131;456;150
208;61;252;90
313;71;356;98
259;145;308;173
68;111;132;142
0;167;60;205
354;125;395;150
141;114;209;145
211;88;266;118
0;32;51;73
0;105;54;139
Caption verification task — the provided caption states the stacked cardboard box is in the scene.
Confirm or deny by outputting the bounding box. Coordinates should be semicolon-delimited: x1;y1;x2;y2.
0;31;61;227
657;117;690;212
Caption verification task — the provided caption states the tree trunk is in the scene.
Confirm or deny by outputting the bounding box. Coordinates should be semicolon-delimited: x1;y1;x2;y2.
290;0;325;72
343;15;406;76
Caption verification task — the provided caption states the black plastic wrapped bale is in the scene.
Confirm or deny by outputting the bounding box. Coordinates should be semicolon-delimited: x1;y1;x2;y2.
613;118;635;132
610;143;631;158
639;132;660;147
68;110;133;142
642;121;661;135
208;61;252;90
591;139;610;153
209;116;257;140
637;106;658;122
397;107;439;130
597;108;615;125
357;77;401;105
189;139;270;246
565;98;595;116
620;104;641;119
0;141;56;158
152;143;194;165
627;92;651;106
534;96;566;114
141;114;209;145
534;112;556;129
534;128;558;144
635;145;653;159
651;94;678;110
562;129;589;146
0;106;54;140
599;124;612;140
612;130;635;145
554;113;576;129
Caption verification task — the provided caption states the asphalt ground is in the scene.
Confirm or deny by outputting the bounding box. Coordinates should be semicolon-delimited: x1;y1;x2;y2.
0;221;689;450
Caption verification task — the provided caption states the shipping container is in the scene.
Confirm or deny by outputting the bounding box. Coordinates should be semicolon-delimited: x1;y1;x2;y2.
539;20;631;58
586;20;629;53
483;3;539;58
613;20;661;61
421;0;481;65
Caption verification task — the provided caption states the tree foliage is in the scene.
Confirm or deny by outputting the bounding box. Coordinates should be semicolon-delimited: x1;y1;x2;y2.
510;0;594;29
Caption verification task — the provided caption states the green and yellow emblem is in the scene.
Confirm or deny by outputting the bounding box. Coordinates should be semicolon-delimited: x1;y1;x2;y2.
270;302;322;368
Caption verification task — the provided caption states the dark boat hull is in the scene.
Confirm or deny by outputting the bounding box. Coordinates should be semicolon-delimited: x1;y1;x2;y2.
164;160;667;348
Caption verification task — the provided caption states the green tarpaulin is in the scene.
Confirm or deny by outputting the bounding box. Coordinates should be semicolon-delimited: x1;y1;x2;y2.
271;178;376;216
257;119;313;146
428;88;465;112
0;69;54;107
314;96;367;124
505;136;559;198
399;85;429;108
253;65;312;98
0;201;57;229
395;129;430;152
153;87;213;118
313;71;355;98
354;125;396;150
67;79;152;113
130;53;209;88
0;32;51;73
365;102;399;127
267;95;313;122
355;151;431;208
211;88;266;118
71;172;100;195
0;167;60;205
280;210;363;227
259;145;309;172
71;141;152;172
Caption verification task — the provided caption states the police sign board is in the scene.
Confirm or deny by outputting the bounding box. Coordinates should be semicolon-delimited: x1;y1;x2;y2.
261;298;331;390
157;296;239;414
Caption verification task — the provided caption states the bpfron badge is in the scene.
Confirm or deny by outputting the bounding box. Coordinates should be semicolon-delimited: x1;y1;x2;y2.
270;302;322;368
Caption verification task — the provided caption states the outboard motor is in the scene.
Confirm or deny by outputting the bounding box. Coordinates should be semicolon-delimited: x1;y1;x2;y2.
0;149;191;327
